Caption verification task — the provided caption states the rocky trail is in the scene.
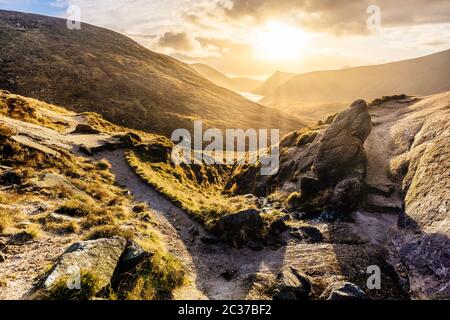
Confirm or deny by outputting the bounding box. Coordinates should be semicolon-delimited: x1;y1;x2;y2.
2;96;433;300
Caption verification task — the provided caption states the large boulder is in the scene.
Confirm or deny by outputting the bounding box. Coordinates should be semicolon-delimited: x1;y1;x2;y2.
41;237;127;292
214;209;265;248
314;100;372;185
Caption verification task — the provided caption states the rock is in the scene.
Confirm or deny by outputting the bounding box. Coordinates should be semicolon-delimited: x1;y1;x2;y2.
72;124;101;135
214;209;265;248
221;270;238;281
320;282;368;300
331;178;363;212
134;144;170;163
42;237;127;292
200;235;221;245
119;133;142;147
314;100;372;185
8;231;34;245
273;266;311;300
79;144;93;156
111;241;153;289
0;253;6;263
290;226;323;243
269;217;289;236
0;170;22;185
189;226;200;242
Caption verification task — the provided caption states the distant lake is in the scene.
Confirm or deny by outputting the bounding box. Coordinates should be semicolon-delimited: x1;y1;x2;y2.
239;92;263;103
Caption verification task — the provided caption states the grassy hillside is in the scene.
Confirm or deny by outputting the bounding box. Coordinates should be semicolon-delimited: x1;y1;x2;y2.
190;63;261;92
0;10;304;137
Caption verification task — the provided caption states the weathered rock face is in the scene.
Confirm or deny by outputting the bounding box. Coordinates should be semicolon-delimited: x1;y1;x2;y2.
42;237;127;292
227;100;372;218
214;209;265;248
387;93;450;299
314;100;372;184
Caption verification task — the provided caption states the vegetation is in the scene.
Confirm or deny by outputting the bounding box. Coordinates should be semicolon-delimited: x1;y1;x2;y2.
126;149;255;229
0;91;72;132
46;271;99;300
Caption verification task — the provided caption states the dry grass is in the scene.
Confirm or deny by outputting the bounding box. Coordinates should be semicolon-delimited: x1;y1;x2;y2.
126;149;254;229
0;91;70;132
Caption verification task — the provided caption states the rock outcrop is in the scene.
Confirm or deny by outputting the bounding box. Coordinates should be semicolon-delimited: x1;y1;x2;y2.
227;99;373;218
41;237;127;292
213;209;265;248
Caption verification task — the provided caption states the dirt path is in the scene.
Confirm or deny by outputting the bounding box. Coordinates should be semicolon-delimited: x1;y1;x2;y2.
95;150;286;300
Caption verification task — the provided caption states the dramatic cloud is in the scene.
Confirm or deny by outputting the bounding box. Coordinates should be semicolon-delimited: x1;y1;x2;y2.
212;0;450;35
16;0;449;77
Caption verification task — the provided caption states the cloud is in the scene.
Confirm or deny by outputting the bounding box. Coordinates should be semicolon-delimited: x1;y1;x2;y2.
209;0;450;36
158;31;195;51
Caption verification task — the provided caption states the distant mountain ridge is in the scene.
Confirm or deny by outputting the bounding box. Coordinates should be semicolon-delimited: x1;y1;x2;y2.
0;10;304;137
190;63;262;92
260;49;450;107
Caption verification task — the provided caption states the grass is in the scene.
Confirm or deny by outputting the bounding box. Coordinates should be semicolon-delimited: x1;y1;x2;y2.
0;208;13;234
114;246;185;300
0;91;71;132
46;271;99;300
126;149;255;229
0;94;187;301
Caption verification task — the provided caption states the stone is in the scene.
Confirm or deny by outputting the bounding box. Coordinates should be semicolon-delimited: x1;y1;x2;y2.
79;144;93;156
42;237;127;292
200;235;221;245
314;100;372;185
214;209;265;248
320;282;368;300
290;226;323;243
331;178;363;212
72;124;101;135
221;270;238;281
273;266;311;300
269;218;289;236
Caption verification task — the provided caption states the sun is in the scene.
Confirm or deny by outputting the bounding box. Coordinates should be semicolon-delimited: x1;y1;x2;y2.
252;21;309;62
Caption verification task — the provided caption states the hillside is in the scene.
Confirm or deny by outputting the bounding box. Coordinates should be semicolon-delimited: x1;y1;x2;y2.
253;71;296;96
0;10;303;137
190;63;262;92
260;50;450;111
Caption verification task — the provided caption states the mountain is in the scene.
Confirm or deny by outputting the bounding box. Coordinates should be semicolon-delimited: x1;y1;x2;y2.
252;71;297;96
190;63;262;92
0;10;303;137
260;49;450;109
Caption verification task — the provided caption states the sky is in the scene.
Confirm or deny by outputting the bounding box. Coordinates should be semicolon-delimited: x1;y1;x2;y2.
1;0;450;79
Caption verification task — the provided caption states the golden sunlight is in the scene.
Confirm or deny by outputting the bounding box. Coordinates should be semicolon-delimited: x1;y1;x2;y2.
252;21;309;62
